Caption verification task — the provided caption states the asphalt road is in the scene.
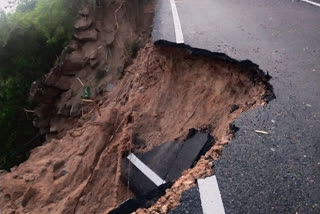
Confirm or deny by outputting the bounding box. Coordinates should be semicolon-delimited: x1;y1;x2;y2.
153;0;320;213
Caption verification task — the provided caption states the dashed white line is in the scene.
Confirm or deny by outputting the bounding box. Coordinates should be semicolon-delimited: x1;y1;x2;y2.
127;153;166;186
301;0;320;7
198;175;226;214
169;0;184;43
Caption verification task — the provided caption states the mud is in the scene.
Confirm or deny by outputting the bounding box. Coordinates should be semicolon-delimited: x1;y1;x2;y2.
0;41;273;213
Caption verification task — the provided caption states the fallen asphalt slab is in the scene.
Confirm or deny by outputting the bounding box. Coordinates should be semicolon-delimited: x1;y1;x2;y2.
109;130;214;213
121;131;213;196
153;0;320;213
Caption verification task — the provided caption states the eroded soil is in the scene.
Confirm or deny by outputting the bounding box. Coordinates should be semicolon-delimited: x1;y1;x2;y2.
0;42;273;214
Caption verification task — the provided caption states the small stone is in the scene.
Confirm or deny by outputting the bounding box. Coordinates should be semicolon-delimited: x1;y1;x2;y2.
106;83;114;92
68;40;79;51
70;103;82;117
138;86;145;93
183;180;193;185
89;58;99;68
58;104;72;117
74;17;93;30
45;160;52;166
230;104;239;113
74;29;98;41
79;6;90;16
24;174;35;182
53;160;65;172
161;205;168;213
49;125;58;133
62;51;84;74
10;166;17;172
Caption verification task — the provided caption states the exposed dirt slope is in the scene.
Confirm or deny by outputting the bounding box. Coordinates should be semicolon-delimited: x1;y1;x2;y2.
0;42;272;214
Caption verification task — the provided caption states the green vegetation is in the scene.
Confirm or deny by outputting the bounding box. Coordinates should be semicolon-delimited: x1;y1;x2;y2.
0;0;83;170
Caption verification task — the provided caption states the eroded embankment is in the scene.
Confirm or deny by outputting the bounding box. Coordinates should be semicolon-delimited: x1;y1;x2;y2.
0;42;273;214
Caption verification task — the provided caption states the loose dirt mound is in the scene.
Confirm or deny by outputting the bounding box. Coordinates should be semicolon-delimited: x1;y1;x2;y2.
0;42;272;214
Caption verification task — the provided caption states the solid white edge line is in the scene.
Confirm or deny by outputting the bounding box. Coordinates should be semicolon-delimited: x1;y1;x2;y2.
169;0;184;43
198;175;226;214
301;0;320;7
127;153;166;186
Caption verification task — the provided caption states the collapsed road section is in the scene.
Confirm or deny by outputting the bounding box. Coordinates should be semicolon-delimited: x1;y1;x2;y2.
110;130;214;214
122;130;213;196
0;17;274;214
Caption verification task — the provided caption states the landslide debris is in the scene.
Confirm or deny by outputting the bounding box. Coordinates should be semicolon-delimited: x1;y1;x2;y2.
29;0;155;139
0;41;273;213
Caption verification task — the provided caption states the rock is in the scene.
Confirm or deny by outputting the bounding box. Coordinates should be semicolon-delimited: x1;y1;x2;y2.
74;17;93;30
79;6;90;16
53;160;65;172
87;48;101;68
21;187;37;207
54;76;72;91
10;166;17;172
62;51;85;74
45;72;72;91
34;104;51;119
24;174;35;182
34;117;50;129
230;104;239;113
161;205;168;213
68;40;79;52
138;86;145;93
43;69;60;86
182;180;193;186
70;103;82;117
104;32;115;46
46;160;52;166
58;104;71;117
74;29;98;42
29;84;61;104
49;125;58;133
89;58;99;68
77;145;88;156
106;83;114;92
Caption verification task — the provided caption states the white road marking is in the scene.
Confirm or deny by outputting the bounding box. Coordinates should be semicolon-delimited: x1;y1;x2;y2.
169;0;184;43
127;153;166;186
301;0;320;7
198;175;226;214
